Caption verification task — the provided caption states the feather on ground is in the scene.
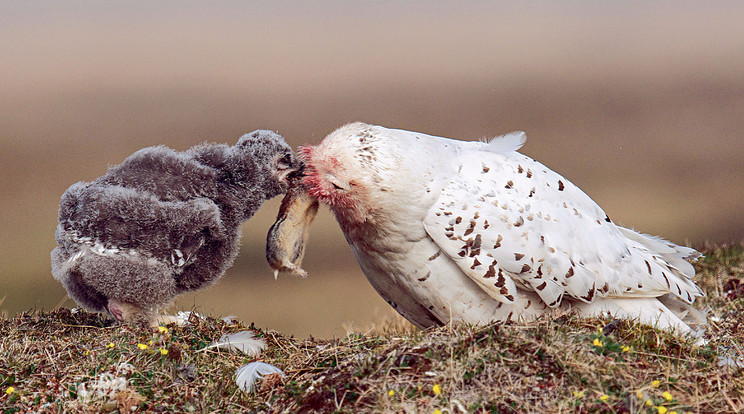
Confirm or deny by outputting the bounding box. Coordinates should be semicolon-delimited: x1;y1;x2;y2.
199;331;266;355
235;362;284;393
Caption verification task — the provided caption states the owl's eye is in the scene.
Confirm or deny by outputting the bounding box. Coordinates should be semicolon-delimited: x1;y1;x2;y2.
328;176;348;191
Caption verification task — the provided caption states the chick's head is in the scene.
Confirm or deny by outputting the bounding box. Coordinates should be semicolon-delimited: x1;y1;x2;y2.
232;130;303;196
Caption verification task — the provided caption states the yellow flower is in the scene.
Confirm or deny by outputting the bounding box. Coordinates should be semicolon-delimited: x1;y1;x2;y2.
5;387;14;395
148;340;154;346
137;343;148;350
388;390;395;396
432;384;442;395
651;380;661;388
622;345;631;352
159;348;168;356
573;390;584;398
158;326;169;334
662;391;673;401
107;343;115;349
434;410;442;414
593;338;603;347
645;399;653;406
84;350;90;356
600;394;609;402
657;406;668;414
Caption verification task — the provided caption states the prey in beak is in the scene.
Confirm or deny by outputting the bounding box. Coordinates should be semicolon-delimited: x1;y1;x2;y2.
266;169;318;280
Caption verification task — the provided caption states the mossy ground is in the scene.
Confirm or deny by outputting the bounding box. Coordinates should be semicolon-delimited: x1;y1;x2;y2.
2;243;743;413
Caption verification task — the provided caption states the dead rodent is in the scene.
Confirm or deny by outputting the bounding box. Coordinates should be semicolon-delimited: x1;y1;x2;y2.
266;184;319;278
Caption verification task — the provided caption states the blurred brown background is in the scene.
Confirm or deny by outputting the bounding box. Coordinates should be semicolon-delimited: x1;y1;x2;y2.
1;1;742;338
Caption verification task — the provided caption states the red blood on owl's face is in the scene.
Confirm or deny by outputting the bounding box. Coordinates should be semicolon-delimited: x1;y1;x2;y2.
299;145;369;224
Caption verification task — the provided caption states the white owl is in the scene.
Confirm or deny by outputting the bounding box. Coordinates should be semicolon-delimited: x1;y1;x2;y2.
299;122;706;336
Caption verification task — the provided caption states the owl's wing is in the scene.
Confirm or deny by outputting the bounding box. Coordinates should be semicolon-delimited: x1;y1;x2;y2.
59;183;225;268
422;147;702;308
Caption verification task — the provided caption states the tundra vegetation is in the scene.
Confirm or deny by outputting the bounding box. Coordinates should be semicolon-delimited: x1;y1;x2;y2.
1;243;743;413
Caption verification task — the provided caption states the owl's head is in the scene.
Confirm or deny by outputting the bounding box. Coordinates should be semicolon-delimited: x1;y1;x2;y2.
299;122;398;225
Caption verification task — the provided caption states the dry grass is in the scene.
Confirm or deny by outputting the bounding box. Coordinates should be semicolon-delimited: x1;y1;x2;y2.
2;243;744;413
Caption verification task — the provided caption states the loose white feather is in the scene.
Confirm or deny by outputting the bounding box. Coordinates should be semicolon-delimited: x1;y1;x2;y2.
200;331;266;355
483;131;526;153
220;315;239;324
174;311;205;326
235;362;284;393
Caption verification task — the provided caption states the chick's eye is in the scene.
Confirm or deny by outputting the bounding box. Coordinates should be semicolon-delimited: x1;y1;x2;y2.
331;182;344;190
277;154;293;169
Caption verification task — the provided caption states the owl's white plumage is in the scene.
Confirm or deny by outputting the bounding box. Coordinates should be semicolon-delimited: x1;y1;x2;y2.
301;122;705;336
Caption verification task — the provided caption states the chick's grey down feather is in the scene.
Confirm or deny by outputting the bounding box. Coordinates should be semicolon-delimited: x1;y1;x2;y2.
51;130;300;325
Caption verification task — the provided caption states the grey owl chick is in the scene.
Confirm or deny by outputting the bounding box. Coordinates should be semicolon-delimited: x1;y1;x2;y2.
51;130;302;327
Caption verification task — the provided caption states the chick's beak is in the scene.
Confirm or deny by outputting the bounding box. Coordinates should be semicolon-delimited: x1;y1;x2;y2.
287;160;305;185
279;158;305;188
287;159;305;179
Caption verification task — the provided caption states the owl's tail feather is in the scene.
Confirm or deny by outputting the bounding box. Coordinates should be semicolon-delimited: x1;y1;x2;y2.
619;227;705;302
619;227;700;280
